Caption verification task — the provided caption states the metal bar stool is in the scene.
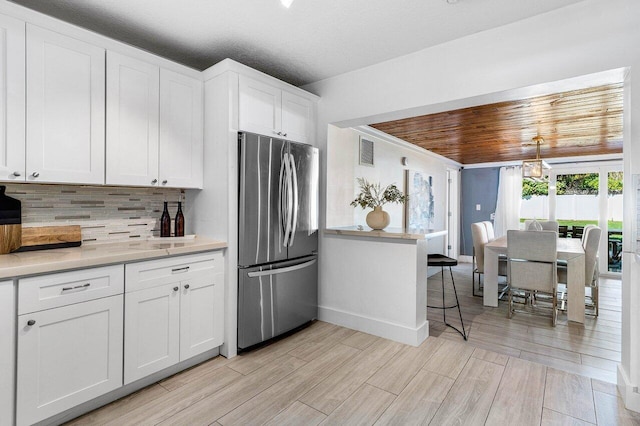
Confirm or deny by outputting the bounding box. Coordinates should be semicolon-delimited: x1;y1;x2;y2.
427;254;467;340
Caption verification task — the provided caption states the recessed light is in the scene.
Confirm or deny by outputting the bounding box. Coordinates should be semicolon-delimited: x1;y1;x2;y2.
446;0;459;3
281;0;294;8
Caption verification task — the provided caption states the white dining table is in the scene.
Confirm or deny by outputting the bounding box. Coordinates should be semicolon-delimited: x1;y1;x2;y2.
483;235;586;323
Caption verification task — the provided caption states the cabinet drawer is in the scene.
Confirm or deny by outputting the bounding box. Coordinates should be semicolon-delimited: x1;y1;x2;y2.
125;251;222;293
18;265;124;315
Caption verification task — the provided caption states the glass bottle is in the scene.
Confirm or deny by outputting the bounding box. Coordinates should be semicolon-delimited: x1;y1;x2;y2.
175;201;185;237
160;201;171;237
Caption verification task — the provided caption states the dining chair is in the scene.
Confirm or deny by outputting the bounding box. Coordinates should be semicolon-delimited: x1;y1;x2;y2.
507;230;558;326
524;219;542;231
582;224;597;245
558;226;601;316
540;220;559;233
471;222;507;297
524;219;558;233
482;221;496;241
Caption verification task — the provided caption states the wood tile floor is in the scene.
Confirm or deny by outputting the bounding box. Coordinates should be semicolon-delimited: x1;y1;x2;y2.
66;262;639;425
428;262;622;384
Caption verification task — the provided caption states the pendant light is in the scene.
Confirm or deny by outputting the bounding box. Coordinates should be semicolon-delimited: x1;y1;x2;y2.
522;136;551;179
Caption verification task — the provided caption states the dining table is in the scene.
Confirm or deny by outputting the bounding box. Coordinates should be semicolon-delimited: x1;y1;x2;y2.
483;235;586;323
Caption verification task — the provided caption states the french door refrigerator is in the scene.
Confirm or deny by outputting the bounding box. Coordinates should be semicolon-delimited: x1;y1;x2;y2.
238;132;319;350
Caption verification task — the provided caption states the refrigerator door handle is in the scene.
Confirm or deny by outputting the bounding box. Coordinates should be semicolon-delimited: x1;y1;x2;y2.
279;153;291;247
288;153;299;247
283;153;294;247
247;259;317;278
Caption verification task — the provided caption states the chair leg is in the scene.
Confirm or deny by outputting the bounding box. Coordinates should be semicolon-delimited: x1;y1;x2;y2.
593;283;599;317
507;289;513;319
427;265;467;340
552;291;557;327
449;266;467;341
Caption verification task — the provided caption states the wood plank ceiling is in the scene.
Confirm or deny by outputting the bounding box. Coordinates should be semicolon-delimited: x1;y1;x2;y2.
369;83;623;165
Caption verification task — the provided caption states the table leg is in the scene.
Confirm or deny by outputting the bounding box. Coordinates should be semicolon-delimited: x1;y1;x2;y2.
567;254;585;323
483;247;499;307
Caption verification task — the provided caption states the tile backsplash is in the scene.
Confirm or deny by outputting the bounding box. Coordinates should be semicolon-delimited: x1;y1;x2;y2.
3;184;185;244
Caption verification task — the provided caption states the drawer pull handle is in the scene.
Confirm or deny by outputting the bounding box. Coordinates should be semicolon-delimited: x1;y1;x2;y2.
172;266;190;273
184;284;190;290
62;283;91;292
173;286;179;292
27;320;35;326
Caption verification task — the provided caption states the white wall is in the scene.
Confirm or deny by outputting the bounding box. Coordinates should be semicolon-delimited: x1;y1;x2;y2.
327;125;449;230
303;0;640;410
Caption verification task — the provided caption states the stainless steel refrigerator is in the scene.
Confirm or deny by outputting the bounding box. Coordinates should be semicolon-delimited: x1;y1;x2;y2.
237;132;319;350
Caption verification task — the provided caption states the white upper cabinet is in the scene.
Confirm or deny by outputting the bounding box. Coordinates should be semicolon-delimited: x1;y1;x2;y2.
159;69;203;189
239;76;282;139
239;75;313;144
0;14;25;182
281;90;313;144
26;24;105;185
106;51;160;186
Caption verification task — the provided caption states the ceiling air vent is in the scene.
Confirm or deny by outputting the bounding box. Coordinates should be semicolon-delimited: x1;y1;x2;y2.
359;137;374;167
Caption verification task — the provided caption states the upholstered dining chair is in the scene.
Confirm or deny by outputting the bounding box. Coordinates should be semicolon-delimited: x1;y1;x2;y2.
524;219;558;233
482;221;496;242
471;222;507;297
558;225;602;316
507;230;558;326
540;220;559;233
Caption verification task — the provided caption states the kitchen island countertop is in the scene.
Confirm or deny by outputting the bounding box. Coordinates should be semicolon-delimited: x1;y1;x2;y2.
0;236;227;279
325;226;447;240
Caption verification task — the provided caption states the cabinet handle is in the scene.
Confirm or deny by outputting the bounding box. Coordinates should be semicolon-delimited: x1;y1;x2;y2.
31;172;39;178
27;320;35;326
173;286;179;292
171;266;190;274
162;180;168;185
151;179;158;184
12;171;21;177
62;283;91;292
184;284;190;289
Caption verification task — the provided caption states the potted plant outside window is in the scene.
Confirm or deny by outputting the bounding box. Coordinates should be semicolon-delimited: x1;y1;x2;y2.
350;178;407;230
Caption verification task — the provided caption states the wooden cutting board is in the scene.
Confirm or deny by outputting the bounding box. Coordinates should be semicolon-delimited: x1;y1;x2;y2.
18;225;82;252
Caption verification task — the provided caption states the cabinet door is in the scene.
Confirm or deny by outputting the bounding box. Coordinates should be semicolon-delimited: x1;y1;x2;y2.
179;272;224;360
0;280;15;426
26;24;105;184
239;75;282;138
106;52;159;186
281;90;312;144
124;283;180;384
159;69;203;189
16;295;123;426
0;14;25;182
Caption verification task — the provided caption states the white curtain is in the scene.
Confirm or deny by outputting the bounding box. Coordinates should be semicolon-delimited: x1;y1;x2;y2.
494;166;522;238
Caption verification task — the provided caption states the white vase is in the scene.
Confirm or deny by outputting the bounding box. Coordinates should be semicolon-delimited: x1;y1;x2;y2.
366;206;390;230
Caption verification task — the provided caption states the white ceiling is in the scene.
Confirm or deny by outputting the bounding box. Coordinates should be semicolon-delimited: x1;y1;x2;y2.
10;0;586;86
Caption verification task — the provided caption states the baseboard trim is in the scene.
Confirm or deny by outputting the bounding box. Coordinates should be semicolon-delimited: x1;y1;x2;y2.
318;305;428;346
618;364;640;413
458;255;473;263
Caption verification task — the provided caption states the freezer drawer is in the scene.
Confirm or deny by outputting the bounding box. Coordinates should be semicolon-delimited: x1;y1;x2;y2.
238;256;317;350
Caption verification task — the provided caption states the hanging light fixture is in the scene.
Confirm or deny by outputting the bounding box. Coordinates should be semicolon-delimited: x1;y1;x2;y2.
522;136;551;179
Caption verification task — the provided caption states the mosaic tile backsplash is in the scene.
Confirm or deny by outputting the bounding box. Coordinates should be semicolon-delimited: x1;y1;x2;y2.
4;184;185;244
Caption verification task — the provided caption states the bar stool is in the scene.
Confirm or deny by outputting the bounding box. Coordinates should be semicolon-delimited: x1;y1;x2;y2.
427;254;467;340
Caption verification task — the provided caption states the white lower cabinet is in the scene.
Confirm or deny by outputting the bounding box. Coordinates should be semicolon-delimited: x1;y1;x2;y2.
16;267;124;426
124;252;224;384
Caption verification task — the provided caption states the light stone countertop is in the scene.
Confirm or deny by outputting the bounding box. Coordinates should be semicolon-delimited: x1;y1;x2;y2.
0;236;227;279
324;226;448;240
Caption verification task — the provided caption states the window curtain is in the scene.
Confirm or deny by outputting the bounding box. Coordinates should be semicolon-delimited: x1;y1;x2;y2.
494;166;522;238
